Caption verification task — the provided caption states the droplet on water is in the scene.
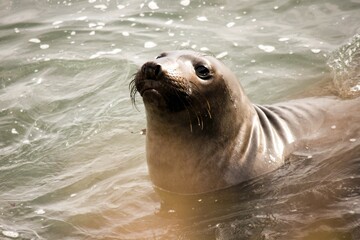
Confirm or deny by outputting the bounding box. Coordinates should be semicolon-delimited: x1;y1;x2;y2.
258;44;275;53
144;41;157;48
226;22;235;28
29;38;41;43
35;209;45;215
52;20;63;26
197;16;208;22
311;49;321;54
94;4;107;10
11;128;19;134
40;44;49;49
180;0;190;6
2;230;19;239
216;51;228;59
278;37;290;42
148;1;159;10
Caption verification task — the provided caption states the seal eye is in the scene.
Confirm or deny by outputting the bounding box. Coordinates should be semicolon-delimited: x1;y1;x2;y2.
195;65;211;80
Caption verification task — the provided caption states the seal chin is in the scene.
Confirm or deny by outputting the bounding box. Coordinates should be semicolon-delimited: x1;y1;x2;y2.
138;80;161;96
142;88;168;110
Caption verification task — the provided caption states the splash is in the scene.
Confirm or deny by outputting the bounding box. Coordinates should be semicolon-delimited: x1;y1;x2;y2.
327;34;360;98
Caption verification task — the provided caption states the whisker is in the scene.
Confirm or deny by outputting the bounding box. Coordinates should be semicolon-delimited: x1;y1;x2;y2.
129;78;139;111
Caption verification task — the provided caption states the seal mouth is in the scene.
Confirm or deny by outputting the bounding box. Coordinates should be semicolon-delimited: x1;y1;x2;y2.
138;80;162;96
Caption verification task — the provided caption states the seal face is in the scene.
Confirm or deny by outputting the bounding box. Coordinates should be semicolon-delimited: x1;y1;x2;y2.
130;50;360;194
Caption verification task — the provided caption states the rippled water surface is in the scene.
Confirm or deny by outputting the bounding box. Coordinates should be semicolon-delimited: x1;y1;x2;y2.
1;0;360;239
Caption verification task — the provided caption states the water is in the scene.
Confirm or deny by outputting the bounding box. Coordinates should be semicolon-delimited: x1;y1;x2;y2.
0;0;359;239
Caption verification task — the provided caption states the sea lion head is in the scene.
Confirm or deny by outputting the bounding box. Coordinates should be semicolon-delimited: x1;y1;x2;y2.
130;50;250;132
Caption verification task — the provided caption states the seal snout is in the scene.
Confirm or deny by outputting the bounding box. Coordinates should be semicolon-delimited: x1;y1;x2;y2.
142;61;162;81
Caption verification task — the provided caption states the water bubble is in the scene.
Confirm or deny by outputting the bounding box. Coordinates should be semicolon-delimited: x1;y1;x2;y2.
40;44;49;49
89;23;97;28
278;37;290;42
76;16;88;21
89;48;122;59
181;41;190;47
226;22;235;28
29;38;41;43
14;28;20;33
35;209;45;215
148;1;159;10
144;41;157;48
311;49;321;54
331;125;336;129
349;138;357;142
180;0;190;6
2;230;19;239
122;31;130;36
216;51;228;59
52;20;63;26
350;85;360;92
89;31;95;36
197;16;208;21
258;44;275;52
165;20;173;25
88;0;96;3
117;5;125;9
11;128;19;135
94;4;107;10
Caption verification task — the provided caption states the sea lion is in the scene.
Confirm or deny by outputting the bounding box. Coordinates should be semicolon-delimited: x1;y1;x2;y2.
130;50;360;194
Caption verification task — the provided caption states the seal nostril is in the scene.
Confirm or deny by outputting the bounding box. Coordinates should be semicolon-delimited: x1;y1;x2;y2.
155;65;161;77
142;62;162;80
